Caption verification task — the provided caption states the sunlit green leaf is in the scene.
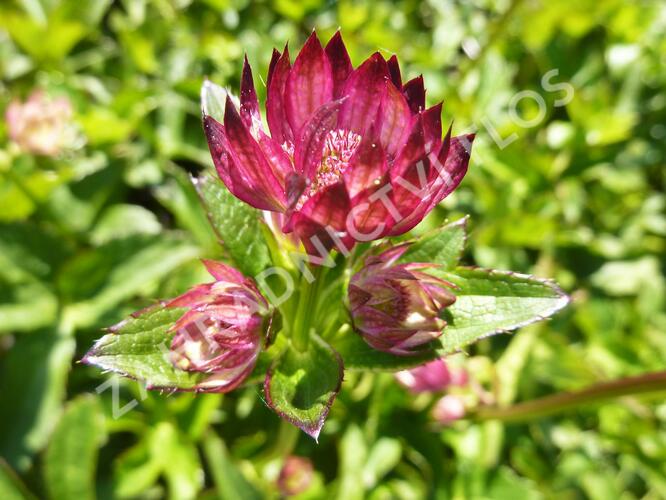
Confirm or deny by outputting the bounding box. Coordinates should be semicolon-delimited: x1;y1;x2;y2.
435;268;570;354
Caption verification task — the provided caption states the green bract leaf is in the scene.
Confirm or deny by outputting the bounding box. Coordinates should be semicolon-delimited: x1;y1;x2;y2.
265;336;343;440
44;395;106;500
201;80;230;121
194;172;270;277
330;330;437;371
436;268;570;354
83;304;201;390
399;217;468;268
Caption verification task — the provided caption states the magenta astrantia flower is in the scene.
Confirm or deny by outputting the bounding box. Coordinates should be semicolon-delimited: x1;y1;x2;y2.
395;358;468;393
203;30;474;256
166;260;269;392
348;246;456;355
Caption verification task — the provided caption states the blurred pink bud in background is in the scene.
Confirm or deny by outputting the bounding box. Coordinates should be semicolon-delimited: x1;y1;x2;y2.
432;394;466;424
395;358;468;393
5;90;76;156
277;456;314;496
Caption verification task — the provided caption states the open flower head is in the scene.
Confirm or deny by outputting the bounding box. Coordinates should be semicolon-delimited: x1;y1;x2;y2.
167;260;269;392
348;246;456;355
203;31;474;256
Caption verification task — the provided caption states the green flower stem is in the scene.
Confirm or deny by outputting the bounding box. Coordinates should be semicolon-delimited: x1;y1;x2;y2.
474;370;666;423
291;266;323;352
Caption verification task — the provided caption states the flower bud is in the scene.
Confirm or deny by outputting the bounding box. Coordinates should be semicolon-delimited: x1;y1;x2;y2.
348;248;456;355
395;358;452;393
277;456;314;496
5;90;78;156
432;394;466;424
167;260;269;392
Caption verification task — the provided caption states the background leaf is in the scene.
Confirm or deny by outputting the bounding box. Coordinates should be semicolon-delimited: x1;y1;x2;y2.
202;430;263;500
0;459;35;500
0;333;75;470
62;234;199;328
44;395;106;500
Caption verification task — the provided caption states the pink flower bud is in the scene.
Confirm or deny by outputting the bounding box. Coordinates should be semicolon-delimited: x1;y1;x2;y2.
167;260;269;392
395;358;453;393
5;90;77;156
277;456;314;496
432;394;466;424
348;247;456;355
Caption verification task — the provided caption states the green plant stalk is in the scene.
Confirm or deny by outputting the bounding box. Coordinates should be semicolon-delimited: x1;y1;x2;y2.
474;370;666;423
291;266;322;352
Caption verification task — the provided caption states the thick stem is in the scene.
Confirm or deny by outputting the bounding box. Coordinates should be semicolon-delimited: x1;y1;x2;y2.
474;370;666;423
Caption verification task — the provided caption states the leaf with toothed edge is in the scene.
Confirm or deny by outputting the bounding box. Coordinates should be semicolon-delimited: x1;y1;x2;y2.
434;267;570;354
193;171;271;277
264;335;343;440
82;304;203;391
398;216;468;269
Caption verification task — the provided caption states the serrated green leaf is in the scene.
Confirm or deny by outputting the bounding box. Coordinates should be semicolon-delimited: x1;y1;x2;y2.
194;172;271;277
435;268;570;354
44;395;106;500
399;217;468;268
265;336;343;440
330;331;436;371
83;305;201;390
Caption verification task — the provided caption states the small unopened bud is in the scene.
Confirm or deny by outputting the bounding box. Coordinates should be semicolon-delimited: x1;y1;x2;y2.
277;456;314;496
395;358;453;393
348;247;456;355
432;394;466;424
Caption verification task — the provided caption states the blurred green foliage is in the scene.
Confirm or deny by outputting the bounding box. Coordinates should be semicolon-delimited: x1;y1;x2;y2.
0;0;665;498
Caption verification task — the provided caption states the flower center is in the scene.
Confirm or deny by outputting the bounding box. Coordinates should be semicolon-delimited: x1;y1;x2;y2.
292;129;361;209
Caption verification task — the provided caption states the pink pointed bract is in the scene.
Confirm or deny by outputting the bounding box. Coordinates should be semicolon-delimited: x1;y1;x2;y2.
203;31;474;257
348;246;457;355
166;260;269;392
